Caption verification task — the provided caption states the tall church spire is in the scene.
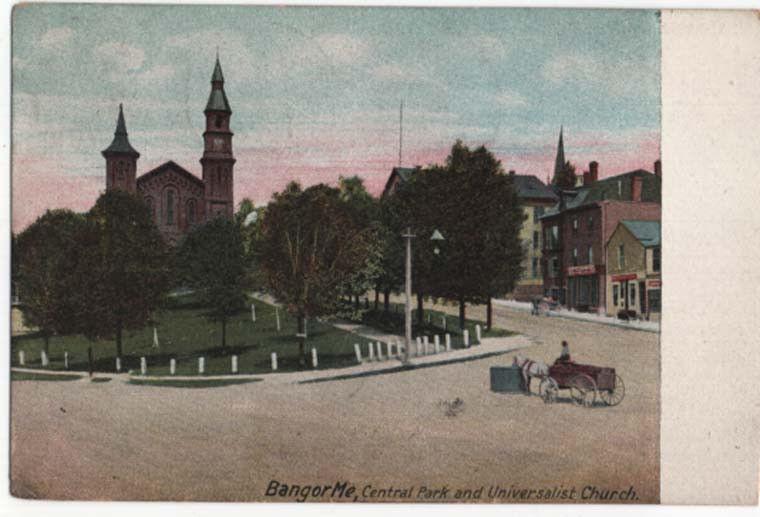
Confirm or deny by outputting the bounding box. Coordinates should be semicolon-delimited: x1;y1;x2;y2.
205;55;231;113
553;125;565;180
102;103;139;156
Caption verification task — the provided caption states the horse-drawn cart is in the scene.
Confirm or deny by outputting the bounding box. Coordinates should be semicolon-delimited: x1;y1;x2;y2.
538;362;625;408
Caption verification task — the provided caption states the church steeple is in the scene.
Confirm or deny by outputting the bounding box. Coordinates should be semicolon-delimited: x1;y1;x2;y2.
553;125;565;182
201;54;235;219
102;104;139;193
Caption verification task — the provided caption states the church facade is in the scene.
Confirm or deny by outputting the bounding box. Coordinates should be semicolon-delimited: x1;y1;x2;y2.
101;57;236;244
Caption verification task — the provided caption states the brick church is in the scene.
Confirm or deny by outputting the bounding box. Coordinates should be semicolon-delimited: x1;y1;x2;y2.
102;56;235;244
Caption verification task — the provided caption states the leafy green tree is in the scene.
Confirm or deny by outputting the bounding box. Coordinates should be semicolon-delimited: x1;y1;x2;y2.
235;197;266;290
176;216;247;348
14;210;91;354
79;190;171;358
259;182;374;363
553;160;577;190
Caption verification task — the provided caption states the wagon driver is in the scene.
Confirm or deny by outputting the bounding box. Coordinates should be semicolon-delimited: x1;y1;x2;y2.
555;340;572;364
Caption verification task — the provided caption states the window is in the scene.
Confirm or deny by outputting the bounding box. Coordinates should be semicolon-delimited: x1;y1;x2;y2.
588;245;593;265
531;258;538;278
166;190;175;225
653;247;661;272
572;217;578;233
613;285;619;306
572;247;578;266
618;244;625;269
532;231;539;250
587;216;594;235
630;283;636;304
551;225;559;248
617;180;622;197
187;199;196;225
533;206;544;223
116;161;125;180
144;197;155;220
550;257;560;278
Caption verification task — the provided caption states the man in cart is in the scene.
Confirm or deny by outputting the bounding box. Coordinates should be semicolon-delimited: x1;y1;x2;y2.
555;340;572;364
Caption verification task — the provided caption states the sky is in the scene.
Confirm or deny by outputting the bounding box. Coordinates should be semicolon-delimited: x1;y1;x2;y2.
11;4;661;232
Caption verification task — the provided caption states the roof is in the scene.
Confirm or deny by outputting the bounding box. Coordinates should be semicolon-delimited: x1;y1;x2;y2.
620;220;661;247
381;167;418;197
511;174;558;202
205;57;231;112
102;104;140;156
542;169;661;217
136;160;204;187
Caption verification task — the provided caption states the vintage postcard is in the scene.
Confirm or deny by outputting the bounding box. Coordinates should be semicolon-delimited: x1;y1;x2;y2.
6;3;759;507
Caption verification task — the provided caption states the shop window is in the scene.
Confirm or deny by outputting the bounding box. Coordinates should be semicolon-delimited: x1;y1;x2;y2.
648;289;661;312
613;285;619;306
653;247;661;272
630;283;636;305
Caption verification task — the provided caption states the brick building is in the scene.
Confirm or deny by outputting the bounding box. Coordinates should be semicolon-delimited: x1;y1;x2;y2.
541;161;661;312
101;56;236;244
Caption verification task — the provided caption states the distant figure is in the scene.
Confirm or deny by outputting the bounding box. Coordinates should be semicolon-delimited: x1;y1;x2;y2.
555;340;571;364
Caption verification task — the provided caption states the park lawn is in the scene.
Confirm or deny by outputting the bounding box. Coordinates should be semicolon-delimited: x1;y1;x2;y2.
361;301;515;349
10;295;374;375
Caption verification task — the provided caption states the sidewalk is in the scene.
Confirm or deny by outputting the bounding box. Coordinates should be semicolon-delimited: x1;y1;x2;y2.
493;298;660;333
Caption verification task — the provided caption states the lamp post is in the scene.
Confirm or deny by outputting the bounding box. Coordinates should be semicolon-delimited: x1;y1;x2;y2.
402;227;444;362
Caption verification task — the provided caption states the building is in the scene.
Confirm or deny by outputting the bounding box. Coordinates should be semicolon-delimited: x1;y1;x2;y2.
541;160;661;312
381;166;419;198
507;171;557;300
102;56;236;244
605;220;661;319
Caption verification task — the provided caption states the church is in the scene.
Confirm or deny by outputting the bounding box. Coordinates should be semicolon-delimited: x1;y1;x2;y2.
101;56;236;244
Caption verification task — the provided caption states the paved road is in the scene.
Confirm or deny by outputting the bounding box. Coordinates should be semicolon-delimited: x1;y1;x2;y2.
10;303;659;503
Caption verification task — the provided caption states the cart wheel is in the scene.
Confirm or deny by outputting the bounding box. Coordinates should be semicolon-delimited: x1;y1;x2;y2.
569;374;596;408
539;377;558;404
599;374;625;406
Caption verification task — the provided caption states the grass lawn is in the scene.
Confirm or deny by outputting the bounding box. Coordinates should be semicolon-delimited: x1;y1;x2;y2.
128;378;261;388
11;371;83;382
360;301;515;349
11;294;375;375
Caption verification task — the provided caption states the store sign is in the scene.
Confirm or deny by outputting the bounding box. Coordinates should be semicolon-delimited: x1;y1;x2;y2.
647;279;662;288
611;273;637;282
567;265;596;276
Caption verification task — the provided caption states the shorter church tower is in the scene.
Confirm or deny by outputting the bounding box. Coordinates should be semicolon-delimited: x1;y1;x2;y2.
102;104;140;193
201;56;235;218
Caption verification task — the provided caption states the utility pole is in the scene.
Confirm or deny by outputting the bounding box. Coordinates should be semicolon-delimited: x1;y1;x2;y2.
403;226;415;361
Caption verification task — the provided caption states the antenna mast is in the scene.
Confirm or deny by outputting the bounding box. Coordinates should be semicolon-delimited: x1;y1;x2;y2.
398;100;404;167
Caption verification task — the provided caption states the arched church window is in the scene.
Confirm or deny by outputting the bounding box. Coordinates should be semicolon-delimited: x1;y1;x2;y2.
166;189;175;225
187;199;196;225
145;197;155;220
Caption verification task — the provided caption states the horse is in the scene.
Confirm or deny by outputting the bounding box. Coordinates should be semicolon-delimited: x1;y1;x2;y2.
512;355;549;394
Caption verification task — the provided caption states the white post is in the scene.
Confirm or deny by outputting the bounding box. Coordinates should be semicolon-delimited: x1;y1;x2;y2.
116;356;122;372
445;333;451;351
476;324;482;344
434;335;441;354
18;350;25;366
198;357;205;374
423;336;429;355
170;358;176;375
140;356;147;375
64;351;69;369
354;344;363;364
386;341;392;358
311;347;318;368
41;350;49;367
368;342;375;361
153;327;159;348
376;342;384;361
231;355;238;374
441;316;447;331
463;329;470;348
275;308;281;332
415;337;422;357
271;352;278;371
251;303;256;322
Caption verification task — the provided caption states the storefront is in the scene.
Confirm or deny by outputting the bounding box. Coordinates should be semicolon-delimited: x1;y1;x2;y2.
610;273;661;318
567;265;600;312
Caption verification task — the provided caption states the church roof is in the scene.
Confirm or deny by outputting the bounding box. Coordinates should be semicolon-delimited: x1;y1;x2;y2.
102;104;140;156
205;57;231;112
137;160;204;187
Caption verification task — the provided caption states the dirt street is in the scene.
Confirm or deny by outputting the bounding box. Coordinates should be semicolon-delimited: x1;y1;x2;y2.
10;303;659;503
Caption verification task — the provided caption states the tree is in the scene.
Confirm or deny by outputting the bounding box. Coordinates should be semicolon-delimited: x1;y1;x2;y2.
259;182;374;363
79;190;170;358
235;197;266;290
14;210;91;354
176;216;247;348
553;160;577;190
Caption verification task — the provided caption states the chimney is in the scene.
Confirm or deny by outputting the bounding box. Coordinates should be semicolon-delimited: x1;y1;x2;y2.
582;171;591;186
654;159;662;177
632;175;643;202
589;161;599;183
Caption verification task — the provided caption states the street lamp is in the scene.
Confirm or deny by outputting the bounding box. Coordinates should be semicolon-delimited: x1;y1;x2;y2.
403;227;444;362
